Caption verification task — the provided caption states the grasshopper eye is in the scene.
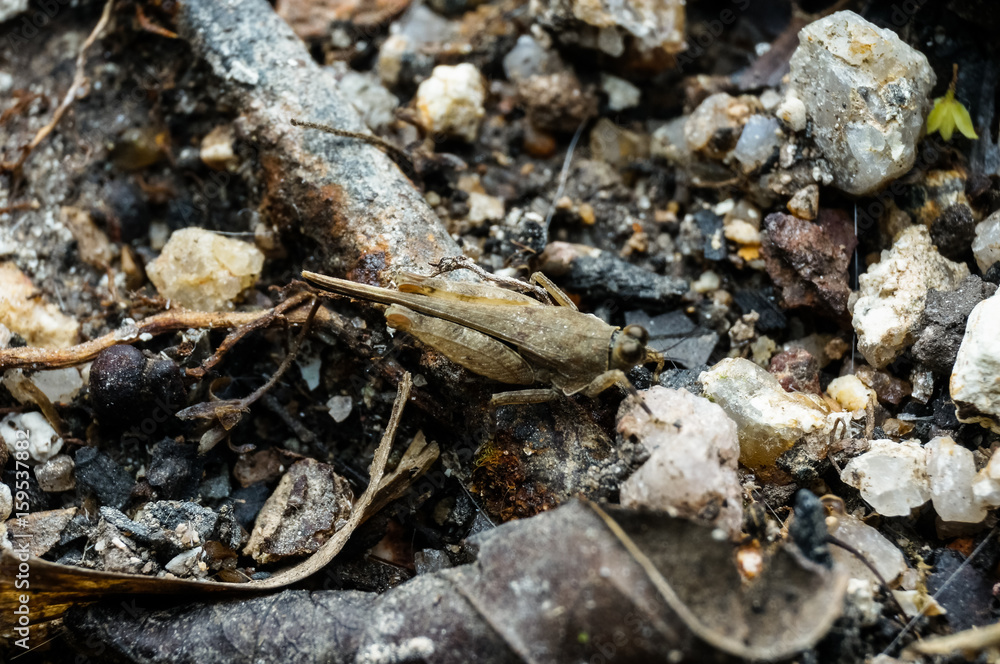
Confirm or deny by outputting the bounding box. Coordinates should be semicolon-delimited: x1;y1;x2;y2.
623;325;649;346
612;325;649;368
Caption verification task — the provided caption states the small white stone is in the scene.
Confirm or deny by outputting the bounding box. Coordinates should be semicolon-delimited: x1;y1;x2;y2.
910;366;934;403
296;350;322;391
826;374;877;414
0;263;79;348
326;395;353;423
973;451;1000;508
414;64;486;143
165;546;205;577
600;73;641;112
700;358;849;468
1;411;64;464
840;439;930;516
759;89;782;111
926;436;987;523
200;125;238;170
972;211;1000;273
950;290;1000;432
619;387;743;538
650;117;689;164
852;225;968;368
722;219;761;245
776;94;807;132
832;514;907;585
147;228;265;312
502;35;561;82
692;270;721;293
733;115;781;172
466;192;505;224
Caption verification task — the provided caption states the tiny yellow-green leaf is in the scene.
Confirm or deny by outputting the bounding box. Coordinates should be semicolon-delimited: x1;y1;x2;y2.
952;98;979;139
927;89;978;141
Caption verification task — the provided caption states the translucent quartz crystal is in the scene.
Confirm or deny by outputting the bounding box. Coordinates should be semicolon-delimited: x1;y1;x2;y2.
972;211;1000;273
147;228;265;312
700;358;848;468
926;436;986;523
840;440;930;516
831;514;907;585
733;115;781;172
787;11;935;195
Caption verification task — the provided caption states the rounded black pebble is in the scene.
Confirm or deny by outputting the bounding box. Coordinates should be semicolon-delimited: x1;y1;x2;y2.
90;345;147;426
143;358;187;412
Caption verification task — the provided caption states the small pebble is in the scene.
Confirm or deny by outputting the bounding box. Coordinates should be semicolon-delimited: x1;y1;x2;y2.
414;63;486;143
326;395;353;423
691;270;720;293
831;514;907;586
199;125;238;170
147;228;265;311
926;436;986;523
1;412;63;464
786;184;819;220
619;387;743;538
840;440;930;516
853;225;969;368
0;263;79;348
787;10;935;195
34;454;76;492
700;358;848;468
600;73;640;111
972;211;1000;273
732;115;781;172
826;375;876;413
950;290;1000;432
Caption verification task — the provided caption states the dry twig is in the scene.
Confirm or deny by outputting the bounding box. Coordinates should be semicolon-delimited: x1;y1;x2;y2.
2;0;114;172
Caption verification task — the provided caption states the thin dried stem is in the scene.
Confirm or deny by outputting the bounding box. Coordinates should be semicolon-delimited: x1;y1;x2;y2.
2;0;114;172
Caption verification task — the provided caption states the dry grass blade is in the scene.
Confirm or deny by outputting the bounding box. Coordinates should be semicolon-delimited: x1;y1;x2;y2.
0;373;420;625
903;621;1000;657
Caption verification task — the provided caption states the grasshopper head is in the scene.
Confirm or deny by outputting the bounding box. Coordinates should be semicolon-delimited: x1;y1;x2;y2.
610;325;650;371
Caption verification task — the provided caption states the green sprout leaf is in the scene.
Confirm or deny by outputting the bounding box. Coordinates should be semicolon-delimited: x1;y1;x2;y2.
927;89;978;141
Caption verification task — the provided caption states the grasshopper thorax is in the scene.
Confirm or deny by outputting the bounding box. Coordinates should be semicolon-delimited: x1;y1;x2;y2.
610;324;650;371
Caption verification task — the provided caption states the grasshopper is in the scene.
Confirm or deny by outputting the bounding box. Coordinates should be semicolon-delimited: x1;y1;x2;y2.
302;267;662;406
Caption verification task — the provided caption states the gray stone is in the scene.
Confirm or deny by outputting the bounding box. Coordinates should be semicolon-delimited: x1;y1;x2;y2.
913;275;997;375
788;11;935;195
733;115;781;172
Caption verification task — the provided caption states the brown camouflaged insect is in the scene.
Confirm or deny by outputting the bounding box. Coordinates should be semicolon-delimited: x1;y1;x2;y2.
303;266;662;406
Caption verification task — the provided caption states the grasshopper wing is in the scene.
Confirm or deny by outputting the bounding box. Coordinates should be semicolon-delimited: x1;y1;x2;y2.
386;305;535;385
396;273;544;306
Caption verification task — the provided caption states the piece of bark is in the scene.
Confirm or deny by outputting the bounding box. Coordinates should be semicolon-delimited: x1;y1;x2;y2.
175;0;461;281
